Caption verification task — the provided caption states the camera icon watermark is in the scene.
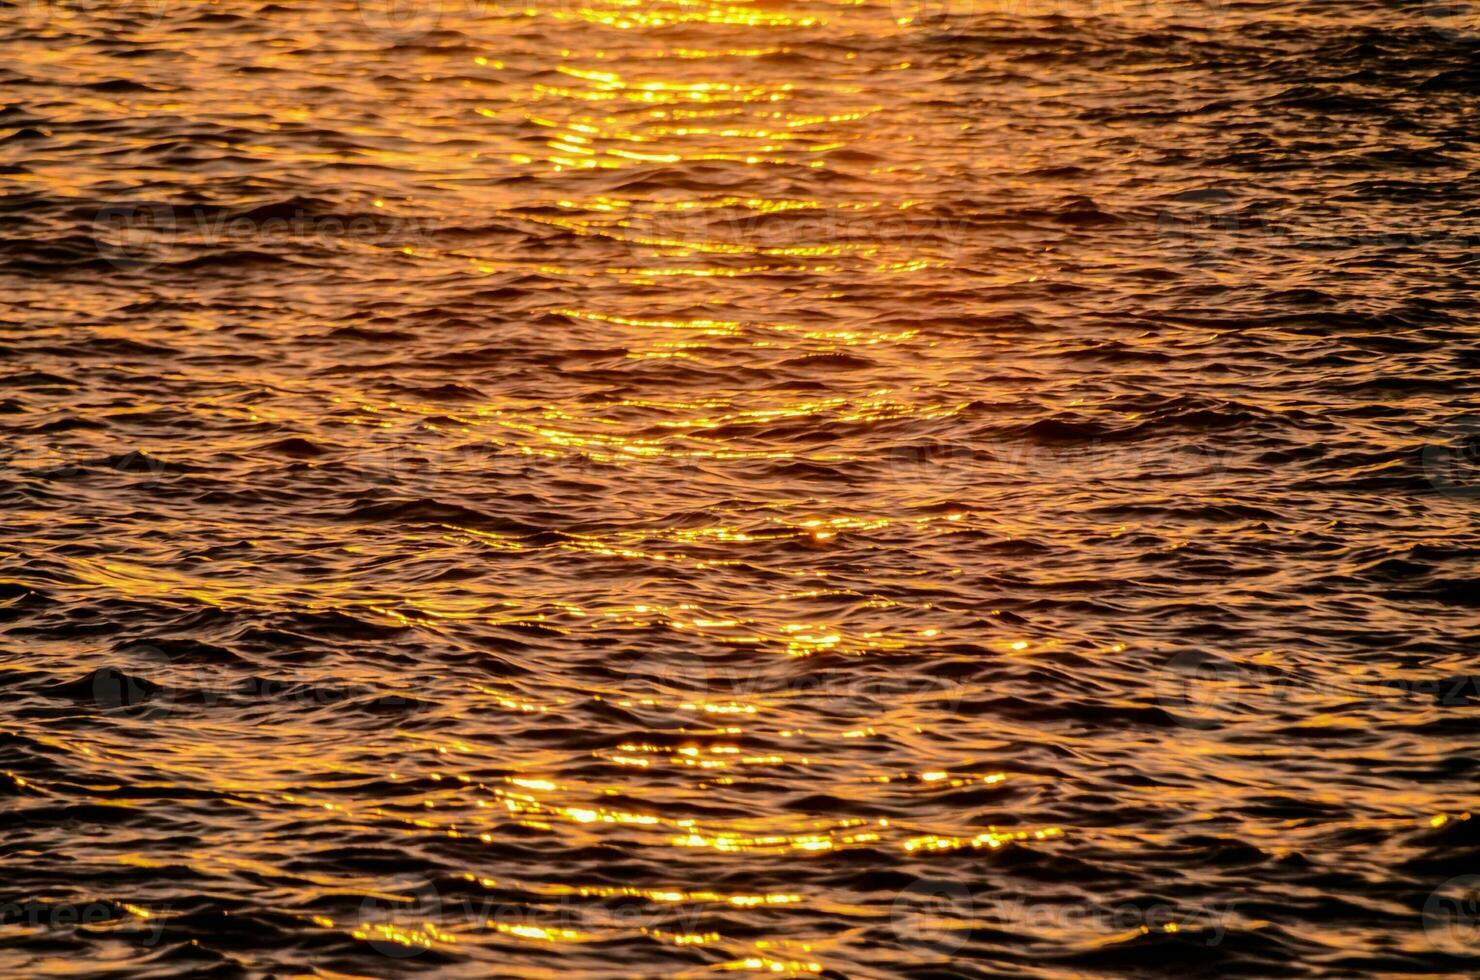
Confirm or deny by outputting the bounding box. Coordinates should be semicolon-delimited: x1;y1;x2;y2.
93;203;177;269
890;880;974;954
1422;415;1480;501
91;644;178;716
1154;650;1245;729
1422;0;1480;43
356;0;453;41
1423;874;1480;956
356;879;448;958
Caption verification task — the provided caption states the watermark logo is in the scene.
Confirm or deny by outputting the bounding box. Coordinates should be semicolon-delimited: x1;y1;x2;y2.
1156;205;1476;271
1422;415;1480;501
1423;874;1480;956
1154;650;1242;729
104;450;168;486
888;0;980;32
356;0;450;41
890;884;1230;951
88;639;434;719
880;437;1230;497
0;899;168;946
357;879;445;958
350;432;508;495
621;650;970;720
1155;208;1252;269
21;449;169;488
1422;0;1480;43
91;203;440;273
351;880;717;957
93;203;176;268
18;0;169;29
1156;651;1479;729
988;894;1230;945
887;0;1234;36
614;202;971;268
890;880;973;954
92;644;177;716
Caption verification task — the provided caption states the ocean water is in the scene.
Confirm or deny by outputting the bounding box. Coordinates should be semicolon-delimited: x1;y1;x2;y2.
2;0;1479;975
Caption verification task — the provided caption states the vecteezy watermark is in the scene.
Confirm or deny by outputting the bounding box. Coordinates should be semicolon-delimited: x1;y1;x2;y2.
313;424;1231;501
357;879;448;958
353;0;619;42
523;199;974;270
879;436;1230;491
0;446;168;491
1423;875;1480;956
91;203;440;271
890;880;974;954
1153;650;1244;730
13;449;170;489
988;894;1230;946
1422;415;1480;502
90;642;432;718
1421;0;1480;43
890;883;1230;951
356;0;451;41
1155;650;1480;729
1155;206;1479;270
351;433;532;496
92;644;176;716
354;878;723;957
0;899;168;945
1154;208;1255;269
16;0;169;29
621;650;972;718
887;0;1233;35
92;204;177;268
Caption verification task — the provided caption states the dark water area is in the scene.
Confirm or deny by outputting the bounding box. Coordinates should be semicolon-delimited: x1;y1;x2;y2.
2;0;1479;975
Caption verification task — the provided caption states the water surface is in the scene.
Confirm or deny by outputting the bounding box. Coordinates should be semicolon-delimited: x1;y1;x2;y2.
2;0;1479;975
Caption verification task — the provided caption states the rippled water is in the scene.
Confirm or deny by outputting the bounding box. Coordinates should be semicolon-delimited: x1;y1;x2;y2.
3;0;1479;974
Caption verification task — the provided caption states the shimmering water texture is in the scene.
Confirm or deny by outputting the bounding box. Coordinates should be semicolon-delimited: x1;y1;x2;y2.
2;0;1479;975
